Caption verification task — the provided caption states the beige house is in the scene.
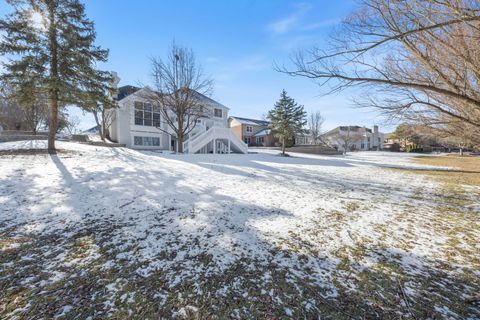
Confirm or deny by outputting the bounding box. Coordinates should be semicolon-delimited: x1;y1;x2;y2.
228;116;276;147
322;125;384;152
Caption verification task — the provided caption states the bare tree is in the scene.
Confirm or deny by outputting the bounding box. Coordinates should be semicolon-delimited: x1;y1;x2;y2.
88;73;119;141
92;105;116;141
64;115;80;135
0;85;49;132
146;42;213;153
279;0;480;143
308;111;325;144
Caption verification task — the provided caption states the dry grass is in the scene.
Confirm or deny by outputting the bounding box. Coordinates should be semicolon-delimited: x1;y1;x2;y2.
413;155;480;186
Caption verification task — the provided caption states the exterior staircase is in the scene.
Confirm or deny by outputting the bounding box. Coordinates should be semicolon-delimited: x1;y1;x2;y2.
183;127;248;154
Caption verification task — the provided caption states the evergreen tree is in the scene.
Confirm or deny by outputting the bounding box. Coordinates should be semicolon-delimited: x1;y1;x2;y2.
267;90;307;155
0;0;111;153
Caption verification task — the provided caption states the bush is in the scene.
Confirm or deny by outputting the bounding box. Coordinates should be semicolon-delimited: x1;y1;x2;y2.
406;145;424;153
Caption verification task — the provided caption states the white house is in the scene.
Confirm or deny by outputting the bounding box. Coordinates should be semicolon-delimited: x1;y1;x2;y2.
322;125;385;152
109;85;247;154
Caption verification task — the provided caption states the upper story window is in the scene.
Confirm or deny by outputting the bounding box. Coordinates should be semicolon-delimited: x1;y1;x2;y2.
246;126;253;133
214;108;223;118
134;101;161;127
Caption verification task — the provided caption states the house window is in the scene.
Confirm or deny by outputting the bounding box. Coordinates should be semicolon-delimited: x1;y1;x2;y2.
361;143;365;149
143;136;152;146
246;126;253;133
134;101;161;127
144;103;152;126
134;136;143;145
133;136;160;146
244;137;250;144
214;108;223;118
256;137;264;144
134;102;143;126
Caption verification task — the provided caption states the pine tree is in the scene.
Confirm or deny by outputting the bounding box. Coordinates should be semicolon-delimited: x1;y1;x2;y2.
0;0;111;153
267;90;307;155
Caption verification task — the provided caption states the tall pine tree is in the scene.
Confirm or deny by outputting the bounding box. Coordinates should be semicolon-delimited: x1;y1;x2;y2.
267;90;307;155
0;0;111;153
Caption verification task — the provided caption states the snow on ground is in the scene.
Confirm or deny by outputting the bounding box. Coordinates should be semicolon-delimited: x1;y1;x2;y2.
0;141;478;319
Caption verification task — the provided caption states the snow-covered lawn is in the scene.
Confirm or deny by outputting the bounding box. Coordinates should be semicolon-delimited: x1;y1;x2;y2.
1;141;478;319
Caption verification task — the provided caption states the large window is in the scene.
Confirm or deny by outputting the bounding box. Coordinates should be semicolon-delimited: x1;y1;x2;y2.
134;101;161;127
256;137;264;144
134;136;160;146
246;126;253;132
214;108;223;118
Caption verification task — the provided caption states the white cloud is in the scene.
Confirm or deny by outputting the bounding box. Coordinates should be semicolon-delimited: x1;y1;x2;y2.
266;2;312;34
301;18;341;31
206;56;219;64
267;15;298;34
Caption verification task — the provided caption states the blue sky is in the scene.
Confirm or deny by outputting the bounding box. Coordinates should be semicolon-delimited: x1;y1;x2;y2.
1;0;393;132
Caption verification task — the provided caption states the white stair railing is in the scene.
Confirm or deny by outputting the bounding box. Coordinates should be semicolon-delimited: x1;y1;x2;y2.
183;127;248;154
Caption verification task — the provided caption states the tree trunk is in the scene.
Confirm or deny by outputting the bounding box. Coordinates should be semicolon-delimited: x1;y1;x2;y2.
48;94;58;153
460;148;464;156
177;133;184;153
47;1;58;154
93;110;105;141
282;137;286;155
177;117;184;153
31;105;37;135
101;109;107;141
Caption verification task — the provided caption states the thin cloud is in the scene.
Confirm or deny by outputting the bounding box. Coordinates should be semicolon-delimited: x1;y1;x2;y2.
206;56;219;64
267;15;298;34
301;18;342;31
266;2;312;34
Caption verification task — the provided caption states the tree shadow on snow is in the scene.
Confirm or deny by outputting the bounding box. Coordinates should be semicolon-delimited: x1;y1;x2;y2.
0;150;478;319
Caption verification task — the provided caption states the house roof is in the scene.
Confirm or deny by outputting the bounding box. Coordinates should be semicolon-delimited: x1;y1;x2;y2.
82;126;99;134
116;85;229;109
229;116;270;126
323;125;369;136
117;85;141;101
189;90;229;109
253;128;272;137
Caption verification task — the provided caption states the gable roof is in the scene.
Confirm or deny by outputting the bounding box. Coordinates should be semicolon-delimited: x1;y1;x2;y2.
229;116;270;126
323;125;384;137
116;85;228;109
189;90;229;109
117;85;141;101
82;126;99;134
253;128;272;137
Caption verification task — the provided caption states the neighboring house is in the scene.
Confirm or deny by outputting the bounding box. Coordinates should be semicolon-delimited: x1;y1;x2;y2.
109;85;247;154
82;126;100;134
228;116;276;147
294;130;315;145
383;133;401;151
383;132;447;152
322;125;384;152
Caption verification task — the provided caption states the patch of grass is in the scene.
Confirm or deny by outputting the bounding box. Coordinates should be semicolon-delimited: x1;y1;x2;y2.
413;155;480;186
345;202;360;213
